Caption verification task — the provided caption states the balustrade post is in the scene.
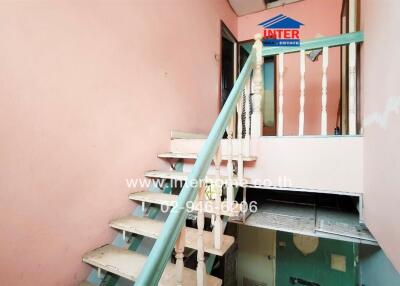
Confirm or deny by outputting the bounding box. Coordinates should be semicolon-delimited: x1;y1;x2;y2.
175;227;186;286
244;80;251;156
237;100;244;182
213;146;222;250
348;42;357;135
196;184;206;286
251;33;264;138
226;118;234;206
321;47;329;135
277;53;284;136
348;0;357;135
299;50;306;136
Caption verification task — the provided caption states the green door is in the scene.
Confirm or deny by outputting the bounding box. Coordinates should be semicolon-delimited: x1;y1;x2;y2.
276;232;358;286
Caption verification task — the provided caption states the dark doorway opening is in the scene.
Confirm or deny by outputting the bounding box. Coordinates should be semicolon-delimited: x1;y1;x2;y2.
220;23;237;110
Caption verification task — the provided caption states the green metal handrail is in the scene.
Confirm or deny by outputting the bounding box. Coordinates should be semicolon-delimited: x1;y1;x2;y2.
134;50;256;286
262;31;364;56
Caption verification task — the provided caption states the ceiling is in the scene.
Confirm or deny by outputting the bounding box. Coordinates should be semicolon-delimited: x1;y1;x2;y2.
228;0;303;16
228;0;267;16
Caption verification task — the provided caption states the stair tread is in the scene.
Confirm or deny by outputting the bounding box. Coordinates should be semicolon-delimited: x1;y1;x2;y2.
79;282;95;286
129;191;242;217
130;191;178;207
110;215;235;256
145;170;249;186
82;245;222;286
158;152;257;161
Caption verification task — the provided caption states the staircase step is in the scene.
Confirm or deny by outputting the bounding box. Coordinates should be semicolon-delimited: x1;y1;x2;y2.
82;245;222;286
170;130;207;139
110;215;235;256
130;191;178;207
145;170;249;186
129;191;242;217
158;152;257;161
79;282;95;286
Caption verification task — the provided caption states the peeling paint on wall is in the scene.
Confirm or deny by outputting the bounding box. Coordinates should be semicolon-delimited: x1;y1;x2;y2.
364;96;400;129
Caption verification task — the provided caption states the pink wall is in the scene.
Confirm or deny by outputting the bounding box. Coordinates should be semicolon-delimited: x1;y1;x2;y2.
361;0;400;271
0;1;236;285
238;0;343;135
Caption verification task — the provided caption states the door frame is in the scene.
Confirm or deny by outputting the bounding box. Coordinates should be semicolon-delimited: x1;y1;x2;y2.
219;21;238;111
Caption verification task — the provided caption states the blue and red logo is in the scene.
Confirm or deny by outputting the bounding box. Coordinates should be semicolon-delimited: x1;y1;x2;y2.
259;14;303;47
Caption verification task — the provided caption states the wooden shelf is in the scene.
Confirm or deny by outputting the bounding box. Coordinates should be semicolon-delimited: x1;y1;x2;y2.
110;215;235;256
82;245;222;286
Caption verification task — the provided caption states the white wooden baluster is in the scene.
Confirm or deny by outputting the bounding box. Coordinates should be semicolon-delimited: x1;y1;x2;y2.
213;146;222;250
277;53;284;136
244;79;251;156
175;227;186;286
237;99;244;182
321;47;329;135
348;42;357;135
196;184;206;286
299;50;306;136
242;187;247;223
348;0;357;135
251;33;264;138
226;118;234;207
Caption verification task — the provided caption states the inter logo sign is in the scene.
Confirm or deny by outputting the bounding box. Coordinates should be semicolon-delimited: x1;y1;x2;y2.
259;14;304;47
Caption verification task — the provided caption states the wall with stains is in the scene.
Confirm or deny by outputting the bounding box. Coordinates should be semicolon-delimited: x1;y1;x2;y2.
0;1;236;285
360;0;400;272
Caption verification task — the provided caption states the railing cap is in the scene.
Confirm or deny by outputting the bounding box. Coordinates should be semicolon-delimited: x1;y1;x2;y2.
262;31;364;57
254;33;263;41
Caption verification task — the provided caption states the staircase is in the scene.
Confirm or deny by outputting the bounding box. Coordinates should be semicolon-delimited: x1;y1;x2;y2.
80;151;249;286
79;32;365;286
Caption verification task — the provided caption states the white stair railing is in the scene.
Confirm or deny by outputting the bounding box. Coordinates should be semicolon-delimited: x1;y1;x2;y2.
263;32;363;137
226;118;235;206
348;41;357;135
193;34;264;286
236;98;244;182
244;79;251;155
213;146;222;251
136;33;260;286
348;0;358;135
251;33;265;137
277;52;284;136
175;227;185;286
196;184;206;286
172;32;364;286
321;47;329;135
299;50;306;136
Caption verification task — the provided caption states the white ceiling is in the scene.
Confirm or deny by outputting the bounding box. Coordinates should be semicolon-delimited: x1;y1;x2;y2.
228;0;266;16
228;0;303;16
